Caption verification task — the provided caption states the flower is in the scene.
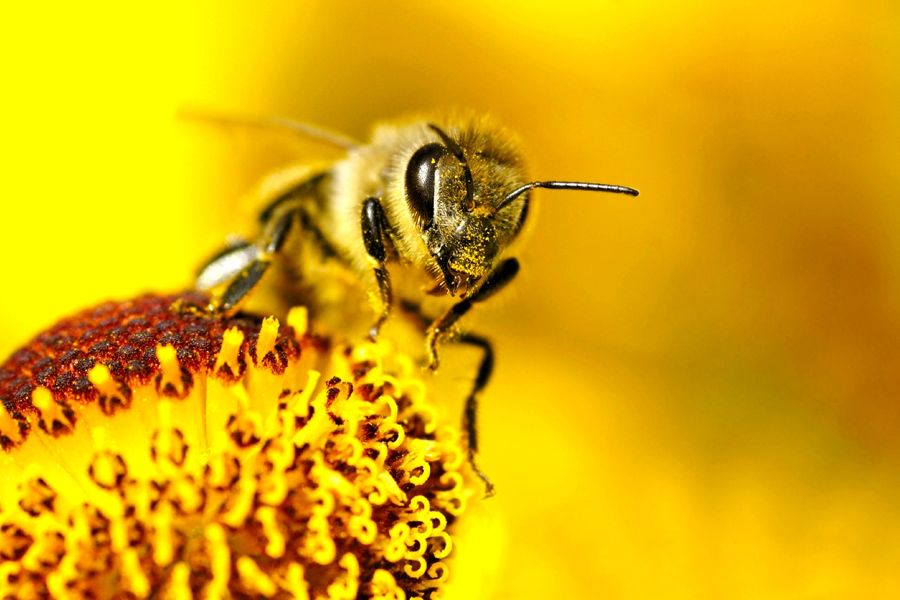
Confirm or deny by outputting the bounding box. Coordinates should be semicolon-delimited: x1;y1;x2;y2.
0;293;474;598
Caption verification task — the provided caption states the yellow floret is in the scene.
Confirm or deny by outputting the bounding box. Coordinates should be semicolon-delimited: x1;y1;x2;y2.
0;306;475;598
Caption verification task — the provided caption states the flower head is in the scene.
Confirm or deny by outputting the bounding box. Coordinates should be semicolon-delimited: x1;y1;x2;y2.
0;293;473;598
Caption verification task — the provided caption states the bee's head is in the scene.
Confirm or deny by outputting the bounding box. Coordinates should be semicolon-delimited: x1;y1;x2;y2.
404;124;526;297
400;121;639;297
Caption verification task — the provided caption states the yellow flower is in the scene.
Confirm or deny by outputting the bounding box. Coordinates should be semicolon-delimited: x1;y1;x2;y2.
0;292;475;598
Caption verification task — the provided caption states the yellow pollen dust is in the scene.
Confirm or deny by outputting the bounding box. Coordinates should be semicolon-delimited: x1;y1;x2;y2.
0;308;475;598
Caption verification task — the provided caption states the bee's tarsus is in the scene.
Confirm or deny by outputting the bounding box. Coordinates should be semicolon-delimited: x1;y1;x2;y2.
470;447;496;499
168;298;210;318
426;350;440;372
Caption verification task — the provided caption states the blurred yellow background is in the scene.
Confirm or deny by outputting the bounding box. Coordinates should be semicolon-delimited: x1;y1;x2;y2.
2;1;900;597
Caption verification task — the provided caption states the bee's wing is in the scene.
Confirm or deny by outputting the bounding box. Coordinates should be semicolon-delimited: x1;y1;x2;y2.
178;108;359;150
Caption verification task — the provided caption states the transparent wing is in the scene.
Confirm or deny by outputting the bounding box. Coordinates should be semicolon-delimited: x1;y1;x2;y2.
179;107;360;150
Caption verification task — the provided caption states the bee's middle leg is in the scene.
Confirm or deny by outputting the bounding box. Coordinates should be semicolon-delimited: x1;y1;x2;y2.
361;197;395;340
457;332;497;497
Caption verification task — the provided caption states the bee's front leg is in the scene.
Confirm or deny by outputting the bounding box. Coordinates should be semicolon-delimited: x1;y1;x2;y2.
425;257;520;371
397;300;499;497
457;332;497;496
361;197;395;340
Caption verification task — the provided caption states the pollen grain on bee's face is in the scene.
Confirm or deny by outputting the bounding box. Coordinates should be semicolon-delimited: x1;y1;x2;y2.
0;292;475;598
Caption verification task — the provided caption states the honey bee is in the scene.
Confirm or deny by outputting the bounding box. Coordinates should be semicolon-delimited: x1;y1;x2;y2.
193;111;638;494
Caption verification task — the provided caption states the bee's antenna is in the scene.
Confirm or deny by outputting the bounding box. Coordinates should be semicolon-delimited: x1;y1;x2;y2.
497;181;639;211
428;124;475;212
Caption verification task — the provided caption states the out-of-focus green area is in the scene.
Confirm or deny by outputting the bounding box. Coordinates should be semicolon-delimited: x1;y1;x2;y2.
2;2;900;597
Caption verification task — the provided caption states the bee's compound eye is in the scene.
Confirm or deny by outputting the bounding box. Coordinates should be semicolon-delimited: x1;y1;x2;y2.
405;143;446;228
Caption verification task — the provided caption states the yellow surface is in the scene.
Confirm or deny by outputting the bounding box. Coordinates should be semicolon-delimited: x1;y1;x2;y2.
2;2;900;597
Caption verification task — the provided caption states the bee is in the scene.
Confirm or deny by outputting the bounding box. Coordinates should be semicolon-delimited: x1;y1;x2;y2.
193;111;638;494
